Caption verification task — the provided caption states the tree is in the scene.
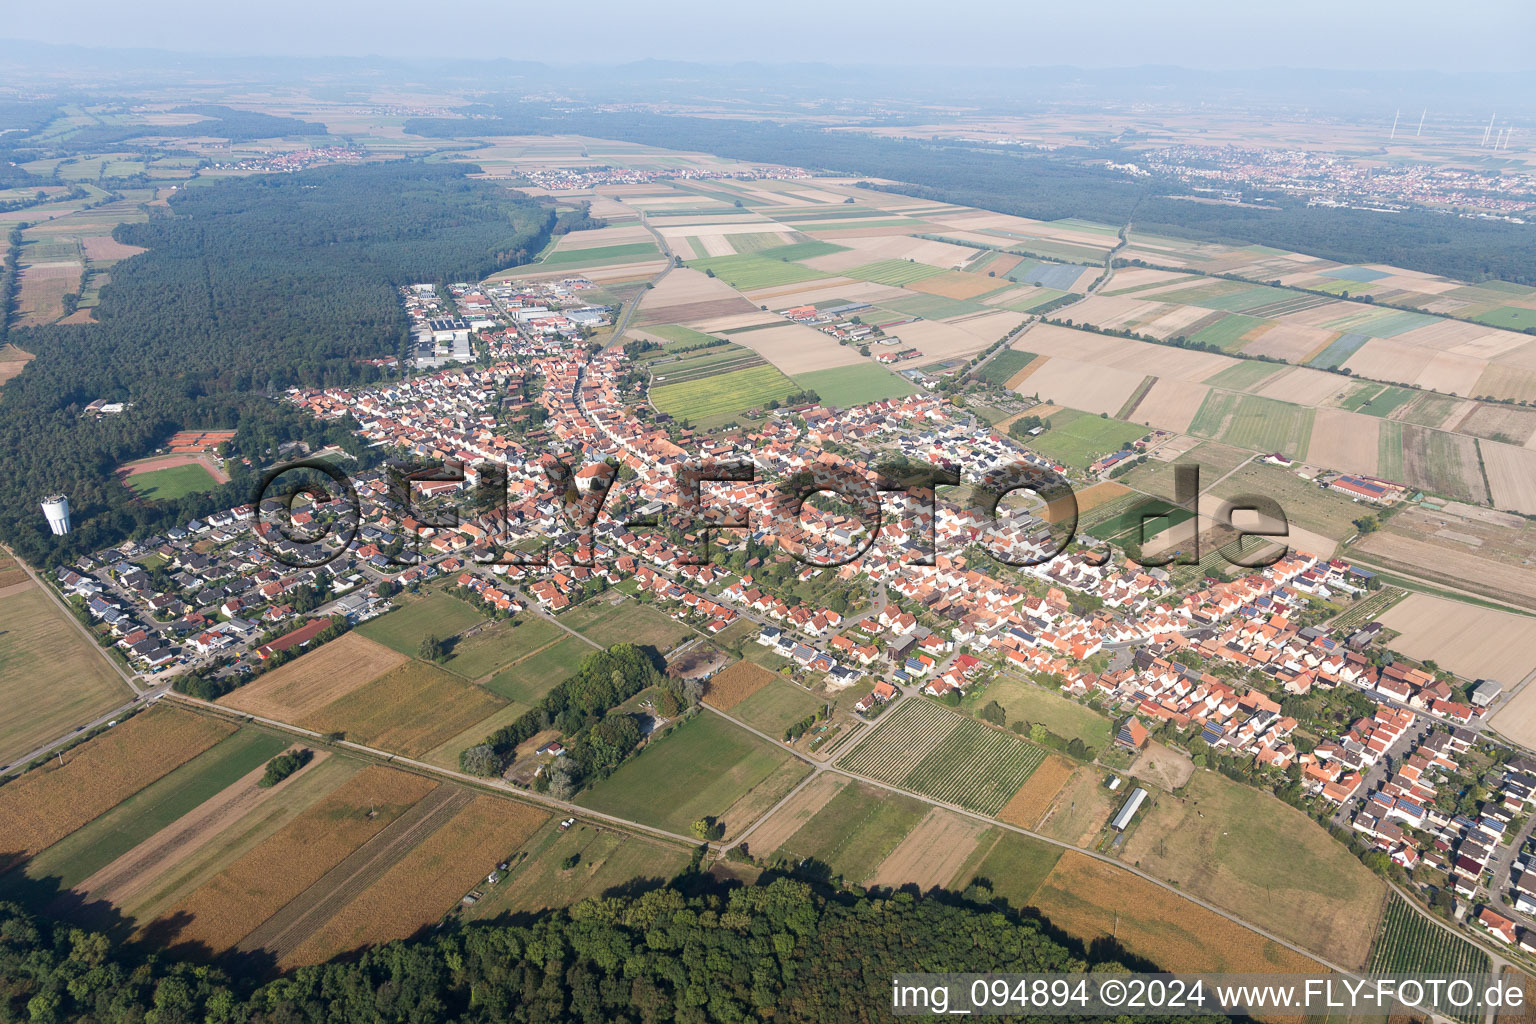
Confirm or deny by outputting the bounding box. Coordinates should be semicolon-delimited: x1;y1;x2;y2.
691;817;724;841
545;759;578;800
418;633;447;662
460;744;500;777
979;700;1006;726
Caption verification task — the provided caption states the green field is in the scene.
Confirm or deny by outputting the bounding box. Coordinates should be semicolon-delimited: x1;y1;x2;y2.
576;712;807;835
558;598;692;653
972;349;1035;386
841;699;1047;814
791;364;918;408
1085;496;1196;546
1189;313;1268;352
1208;462;1362;540
1337;383;1417;417
123;463;221;501
357;591;486;654
538;241;661;269
1025;409;1149;469
442;616;564;681
729;678;824;738
953;831;1063;909
686;253;827;290
845;259;946;287
651;363;800;423
1367;896;1489;985
961;678;1113;753
1201;360;1287;392
482;635;589;703
757;240;848;262
1472;304;1536;330
0;727;292;897
1116;442;1252;501
1188;390;1314;455
774;780;931;884
643;324;720;349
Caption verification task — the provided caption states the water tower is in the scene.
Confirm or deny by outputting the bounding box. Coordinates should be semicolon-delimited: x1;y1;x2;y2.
41;495;71;536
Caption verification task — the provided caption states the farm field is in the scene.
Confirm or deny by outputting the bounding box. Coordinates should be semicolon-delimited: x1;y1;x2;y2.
1207;462;1364;541
440;615;564;682
727;678;823;738
1187;391;1315;456
0;583;131;765
1381;595;1536;699
770;778;932;885
357;591;486;654
0;707;235;873
298;659;508;758
220;632;405;721
650;362;800;423
1120;771;1387;969
951;830;1063;907
1024;409;1149;469
791;364;918;407
0;344;34;386
702;660;777;711
1367;897;1489;1024
865;807;993;892
481;634;588;703
994;755;1076;829
558;597;691;652
462;820;691;918
1035;766;1119;846
576;712;808;836
685;253;827;290
839;698;1047;814
973;349;1034;386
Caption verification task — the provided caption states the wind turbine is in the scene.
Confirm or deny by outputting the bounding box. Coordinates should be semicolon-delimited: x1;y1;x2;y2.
1483;113;1496;147
1416;109;1425;137
1390;110;1400;141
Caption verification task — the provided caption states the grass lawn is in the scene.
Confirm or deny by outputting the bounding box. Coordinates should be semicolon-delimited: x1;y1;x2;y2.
357;591;485;655
1026;409;1149;469
558;599;692;653
1120;770;1387;969
442;616;564;681
962;678;1113;753
775;779;929;885
0;727;291;896
482;634;590;703
729;678;823;739
791;364;918;408
123;463;220;501
0;585;131;765
576;712;805;835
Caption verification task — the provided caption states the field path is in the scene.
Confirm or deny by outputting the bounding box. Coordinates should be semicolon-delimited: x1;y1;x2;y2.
233;785;474;959
66;749;330;912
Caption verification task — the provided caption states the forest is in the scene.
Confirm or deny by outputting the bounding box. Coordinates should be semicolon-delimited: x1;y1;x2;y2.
405;106;1536;284
0;160;553;564
0;876;1207;1024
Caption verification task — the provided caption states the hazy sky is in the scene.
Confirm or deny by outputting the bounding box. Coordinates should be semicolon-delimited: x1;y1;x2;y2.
5;0;1534;72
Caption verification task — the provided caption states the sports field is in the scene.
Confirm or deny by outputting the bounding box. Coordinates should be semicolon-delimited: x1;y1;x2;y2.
791;364;918;408
122;462;222;501
576;712;808;836
0;582;131;765
840;699;1047;814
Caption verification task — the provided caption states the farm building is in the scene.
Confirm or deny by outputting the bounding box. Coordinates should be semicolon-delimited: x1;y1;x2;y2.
1111;787;1148;831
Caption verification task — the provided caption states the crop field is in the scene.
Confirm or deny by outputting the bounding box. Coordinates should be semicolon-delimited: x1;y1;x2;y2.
1085;497;1195;546
846;259;946;286
1381;595;1536;694
840;699;1047;814
537;241;661;268
144;766;439;955
1024;409;1149;469
757;240;848;262
650;363;800;422
1030;852;1322;974
441;615;564;682
994;755;1077;829
1207;462;1362;540
1203;360;1286;392
0;584;131;764
300;659;508;758
729;678;823;738
685;253;827;290
1188;391;1315;456
772;779;932;884
279;794;549;967
1189;313;1269;352
865;808;993;891
0;708;235;873
577;712;808;836
0;344;34;386
790;364;918;407
221;632;406;721
357;591;485;654
1367;896;1489;976
973;349;1035;386
1120;771;1386;969
482;635;587;703
703;660;777;711
558;598;692;652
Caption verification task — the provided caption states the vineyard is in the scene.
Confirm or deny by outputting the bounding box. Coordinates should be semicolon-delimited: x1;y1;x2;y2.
1367;896;1489;1024
1330;586;1407;633
840;699;1046;814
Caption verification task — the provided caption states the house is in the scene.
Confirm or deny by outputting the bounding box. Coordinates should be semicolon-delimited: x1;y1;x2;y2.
1116;716;1150;751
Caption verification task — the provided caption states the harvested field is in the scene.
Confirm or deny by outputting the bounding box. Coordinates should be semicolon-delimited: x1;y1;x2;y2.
0;344;33;386
69;748;329;914
0;708;234;873
906;270;1005;300
724;321;864;374
277;794;549;967
220;633;406;720
1017;358;1146;416
1452;403;1536;446
300;660;508;759
1031;852;1322;974
995;755;1075;828
885;317;994;361
1380;594;1536;687
81;235;145;261
739;773;847;857
1120;772;1386;969
866;808;989;891
144;766;438;955
1399;425;1486;503
1481;440;1536;514
1074;481;1132;514
1127;377;1211;433
14;259;82;326
1035;766;1118;846
1353;531;1536;608
1305;408;1381;477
